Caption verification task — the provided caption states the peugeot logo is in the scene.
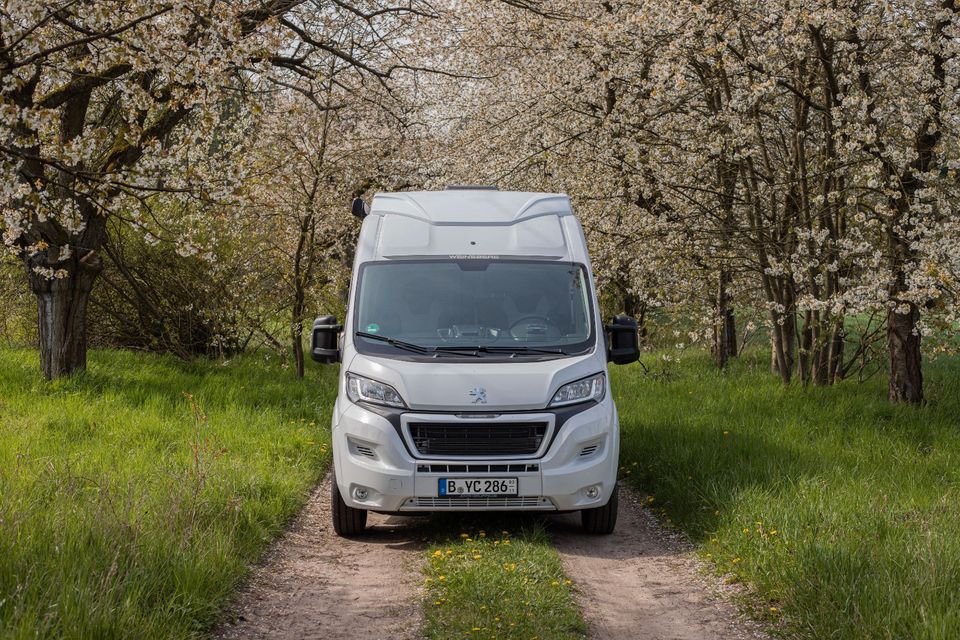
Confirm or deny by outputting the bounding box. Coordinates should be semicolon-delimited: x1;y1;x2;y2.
469;387;487;404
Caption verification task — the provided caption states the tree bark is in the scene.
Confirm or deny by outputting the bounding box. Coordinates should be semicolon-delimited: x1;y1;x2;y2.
28;252;103;379
712;270;737;368
291;315;305;379
887;303;923;403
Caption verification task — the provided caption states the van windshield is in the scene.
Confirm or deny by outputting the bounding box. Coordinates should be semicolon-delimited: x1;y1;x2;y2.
353;260;595;357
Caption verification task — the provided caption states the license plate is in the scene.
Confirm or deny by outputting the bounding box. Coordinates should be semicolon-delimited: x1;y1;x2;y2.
438;477;518;496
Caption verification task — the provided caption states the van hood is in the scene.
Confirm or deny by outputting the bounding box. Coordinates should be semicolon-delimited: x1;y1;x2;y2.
343;351;605;411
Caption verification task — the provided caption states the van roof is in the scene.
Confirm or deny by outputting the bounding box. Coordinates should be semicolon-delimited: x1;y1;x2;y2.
370;190;573;224
364;190;580;260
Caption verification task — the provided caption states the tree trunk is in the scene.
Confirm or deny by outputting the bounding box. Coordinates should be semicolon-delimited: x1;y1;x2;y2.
712;270;737;368
827;321;845;383
770;307;795;384
887;303;922;403
291;285;306;379
291;317;305;379
28;253;102;379
798;310;813;385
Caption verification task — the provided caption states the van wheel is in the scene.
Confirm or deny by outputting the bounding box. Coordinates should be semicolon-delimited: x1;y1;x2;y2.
331;479;367;536
581;483;618;535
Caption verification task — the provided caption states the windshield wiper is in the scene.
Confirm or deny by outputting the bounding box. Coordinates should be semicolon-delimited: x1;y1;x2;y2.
434;345;569;356
355;332;480;357
483;345;570;355
356;331;432;354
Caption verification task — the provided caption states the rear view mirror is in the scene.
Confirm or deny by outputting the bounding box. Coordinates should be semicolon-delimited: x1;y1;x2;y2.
311;315;342;364
606;315;639;365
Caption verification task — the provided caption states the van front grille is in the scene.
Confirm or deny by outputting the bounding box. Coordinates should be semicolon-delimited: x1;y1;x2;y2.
407;496;552;509
409;422;547;457
416;463;539;473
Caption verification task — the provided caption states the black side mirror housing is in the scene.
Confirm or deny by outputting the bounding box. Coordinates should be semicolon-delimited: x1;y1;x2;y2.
605;315;640;365
351;198;369;220
311;315;342;364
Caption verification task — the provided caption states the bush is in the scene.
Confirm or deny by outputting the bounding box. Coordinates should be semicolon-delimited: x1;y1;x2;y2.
0;255;35;347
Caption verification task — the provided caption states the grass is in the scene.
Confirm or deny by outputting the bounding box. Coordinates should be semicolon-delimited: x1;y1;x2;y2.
422;519;586;640
0;348;337;639
615;349;960;640
7;342;959;640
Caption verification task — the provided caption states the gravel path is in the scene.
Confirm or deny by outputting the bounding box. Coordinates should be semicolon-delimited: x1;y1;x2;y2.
549;488;769;640
213;474;427;640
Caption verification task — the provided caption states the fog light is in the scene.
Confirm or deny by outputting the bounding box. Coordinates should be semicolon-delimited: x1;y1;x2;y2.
585;486;600;499
354;487;369;500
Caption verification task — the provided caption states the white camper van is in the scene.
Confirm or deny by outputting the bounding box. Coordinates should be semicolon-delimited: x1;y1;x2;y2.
311;188;639;536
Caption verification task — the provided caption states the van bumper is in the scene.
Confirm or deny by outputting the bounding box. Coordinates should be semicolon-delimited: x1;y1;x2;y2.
329;398;619;513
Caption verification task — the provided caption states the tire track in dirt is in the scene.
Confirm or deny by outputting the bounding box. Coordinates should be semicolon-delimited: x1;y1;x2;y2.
549;488;769;640
213;474;428;640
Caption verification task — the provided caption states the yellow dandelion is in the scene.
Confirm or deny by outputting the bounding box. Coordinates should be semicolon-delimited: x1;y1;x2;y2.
460;533;469;539
439;575;446;581
433;550;443;558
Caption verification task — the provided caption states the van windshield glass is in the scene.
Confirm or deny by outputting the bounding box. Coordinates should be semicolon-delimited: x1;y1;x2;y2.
354;260;594;356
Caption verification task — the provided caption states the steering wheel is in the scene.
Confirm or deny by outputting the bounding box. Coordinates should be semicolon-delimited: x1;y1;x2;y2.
509;315;556;338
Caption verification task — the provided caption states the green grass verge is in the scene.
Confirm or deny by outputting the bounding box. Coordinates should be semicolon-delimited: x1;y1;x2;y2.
422;520;586;640
615;350;960;639
0;348;337;639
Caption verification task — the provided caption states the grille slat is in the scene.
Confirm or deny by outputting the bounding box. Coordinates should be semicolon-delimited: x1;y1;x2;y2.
416;463;540;473
411;496;548;508
409;422;547;457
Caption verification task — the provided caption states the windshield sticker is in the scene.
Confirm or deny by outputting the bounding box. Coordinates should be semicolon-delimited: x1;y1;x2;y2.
365;322;380;333
448;254;500;259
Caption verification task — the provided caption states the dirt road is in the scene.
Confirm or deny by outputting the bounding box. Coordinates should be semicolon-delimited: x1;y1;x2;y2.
214;475;426;640
216;479;765;640
549;488;768;640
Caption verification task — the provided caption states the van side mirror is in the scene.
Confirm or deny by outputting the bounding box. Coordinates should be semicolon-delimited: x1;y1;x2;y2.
605;315;639;365
311;315;342;364
351;198;369;220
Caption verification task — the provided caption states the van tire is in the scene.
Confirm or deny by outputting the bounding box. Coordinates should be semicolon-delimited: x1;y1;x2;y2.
331;479;367;536
581;483;618;534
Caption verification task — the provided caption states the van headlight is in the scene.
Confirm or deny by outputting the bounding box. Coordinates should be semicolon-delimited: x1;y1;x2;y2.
549;372;605;407
346;372;407;408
